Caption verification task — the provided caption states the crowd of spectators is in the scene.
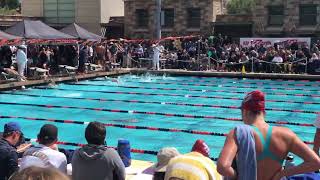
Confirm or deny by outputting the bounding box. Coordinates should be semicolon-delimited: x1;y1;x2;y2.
1;35;320;82
0;90;319;180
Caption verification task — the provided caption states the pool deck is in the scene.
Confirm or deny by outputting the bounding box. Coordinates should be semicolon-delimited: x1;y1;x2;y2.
0;68;319;90
0;69;131;90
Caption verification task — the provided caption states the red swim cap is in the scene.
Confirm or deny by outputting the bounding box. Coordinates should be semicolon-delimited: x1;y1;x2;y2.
241;90;265;111
191;139;210;157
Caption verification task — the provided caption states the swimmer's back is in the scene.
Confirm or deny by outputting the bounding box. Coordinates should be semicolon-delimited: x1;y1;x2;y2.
252;126;316;180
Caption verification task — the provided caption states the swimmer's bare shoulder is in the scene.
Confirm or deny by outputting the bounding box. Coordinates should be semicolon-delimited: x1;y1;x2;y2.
272;126;296;144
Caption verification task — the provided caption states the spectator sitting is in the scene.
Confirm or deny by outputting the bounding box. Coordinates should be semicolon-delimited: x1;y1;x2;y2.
217;90;320;180
191;139;210;157
272;53;283;63
310;53;319;62
152;147;180;180
164;140;221;180
20;124;67;173
9;166;69;180
0;122;23;180
271;53;283;72
72;121;125;180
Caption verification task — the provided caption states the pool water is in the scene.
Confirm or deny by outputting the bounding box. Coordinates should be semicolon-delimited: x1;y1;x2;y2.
0;74;319;164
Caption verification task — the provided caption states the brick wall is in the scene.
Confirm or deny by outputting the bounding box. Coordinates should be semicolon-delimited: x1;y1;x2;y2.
253;0;320;36
124;0;222;39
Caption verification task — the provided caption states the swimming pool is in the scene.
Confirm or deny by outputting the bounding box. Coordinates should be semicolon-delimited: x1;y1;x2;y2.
0;74;319;164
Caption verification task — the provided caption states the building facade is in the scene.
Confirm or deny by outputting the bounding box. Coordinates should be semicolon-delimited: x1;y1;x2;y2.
21;0;124;35
124;0;223;39
253;0;320;37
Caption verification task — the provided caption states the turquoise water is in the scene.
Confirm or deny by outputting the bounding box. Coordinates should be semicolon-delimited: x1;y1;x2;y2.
0;74;319;164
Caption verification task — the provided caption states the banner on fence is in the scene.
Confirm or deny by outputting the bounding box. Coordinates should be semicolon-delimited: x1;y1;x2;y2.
240;38;311;48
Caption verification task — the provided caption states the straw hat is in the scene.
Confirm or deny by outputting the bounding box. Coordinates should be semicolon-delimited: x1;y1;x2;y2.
154;147;180;172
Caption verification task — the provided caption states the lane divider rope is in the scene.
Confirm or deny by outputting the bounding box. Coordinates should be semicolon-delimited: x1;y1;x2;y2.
67;82;320;98
0;115;228;136
33;87;320;105
122;77;320;88
128;76;319;84
0;102;315;125
3;92;319;114
90;79;320;94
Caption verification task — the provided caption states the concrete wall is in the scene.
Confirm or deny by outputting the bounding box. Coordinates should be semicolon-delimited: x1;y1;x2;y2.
21;0;43;17
101;0;124;24
75;0;101;35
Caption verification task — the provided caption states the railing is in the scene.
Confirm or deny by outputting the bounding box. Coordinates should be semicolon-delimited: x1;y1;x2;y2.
120;54;320;74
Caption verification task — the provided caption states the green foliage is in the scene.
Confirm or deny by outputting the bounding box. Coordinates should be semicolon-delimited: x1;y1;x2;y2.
227;0;255;14
0;0;19;9
0;7;17;15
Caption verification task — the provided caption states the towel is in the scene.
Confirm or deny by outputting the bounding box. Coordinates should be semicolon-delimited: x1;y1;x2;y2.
165;152;222;180
235;124;257;180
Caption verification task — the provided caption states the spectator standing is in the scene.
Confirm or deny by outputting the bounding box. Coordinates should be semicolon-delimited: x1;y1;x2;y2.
72;122;125;180
20;124;67;173
38;47;48;68
78;46;88;73
152;44;162;70
0;122;23;180
217;90;320;180
16;45;28;79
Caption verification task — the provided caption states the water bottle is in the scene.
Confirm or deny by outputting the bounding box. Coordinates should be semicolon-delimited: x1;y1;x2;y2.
284;155;295;169
117;139;131;167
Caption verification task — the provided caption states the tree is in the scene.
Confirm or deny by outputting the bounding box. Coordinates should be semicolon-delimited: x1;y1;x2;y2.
0;0;19;9
226;0;255;14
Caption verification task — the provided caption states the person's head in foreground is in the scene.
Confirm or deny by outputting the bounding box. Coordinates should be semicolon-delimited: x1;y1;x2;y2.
37;124;58;148
3;122;23;147
153;147;180;180
191;139;210;157
240;90;266;125
71;121;125;180
164;142;221;180
217;90;320;180
9;166;69;180
85;121;106;145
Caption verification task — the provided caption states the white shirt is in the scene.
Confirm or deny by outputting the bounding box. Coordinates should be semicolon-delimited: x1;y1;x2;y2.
272;56;283;63
16;49;28;64
20;145;67;173
89;47;94;57
153;46;161;59
314;115;320;128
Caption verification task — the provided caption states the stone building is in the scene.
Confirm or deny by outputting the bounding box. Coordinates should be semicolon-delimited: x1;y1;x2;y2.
124;0;223;39
253;0;320;37
21;0;124;35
